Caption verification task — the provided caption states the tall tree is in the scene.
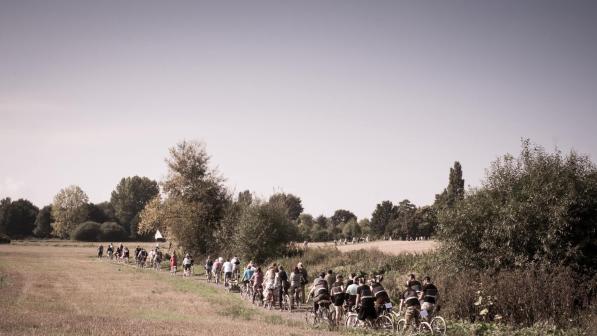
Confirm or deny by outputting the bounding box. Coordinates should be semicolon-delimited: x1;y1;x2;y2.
51;185;89;238
158;141;230;254
2;199;39;237
330;209;357;228
0;197;11;234
33;205;53;238
268;193;304;220
435;161;465;209
370;201;398;236
110;176;159;236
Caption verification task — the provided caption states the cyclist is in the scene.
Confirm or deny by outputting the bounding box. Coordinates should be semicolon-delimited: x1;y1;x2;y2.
419;276;439;316
223;258;233;286
297;262;308;303
324;269;335;288
97;245;104;258
371;275;392;314
330;274;346;325
123;246;130;263
250;267;264;304
275;266;289;310
264;264;277;306
241;264;254;289
407;273;422;292
183;253;192;277
205;256;213;282
107;244;114;260
289;266;303;308
345;277;359;312
356;277;377;322
154;249;163;271
170;251;177;275
308;277;331;314
399;282;421;331
212;257;222;284
231;256;240;279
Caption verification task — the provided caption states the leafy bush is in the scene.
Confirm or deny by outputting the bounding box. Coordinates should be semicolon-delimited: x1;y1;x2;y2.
0;232;10;244
71;221;101;241
99;222;128;241
439;140;597;272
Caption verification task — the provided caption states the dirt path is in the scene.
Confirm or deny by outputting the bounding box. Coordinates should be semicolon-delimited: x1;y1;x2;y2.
0;244;333;336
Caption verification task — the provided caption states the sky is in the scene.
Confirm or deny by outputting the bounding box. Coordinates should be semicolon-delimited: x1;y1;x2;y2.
1;0;597;218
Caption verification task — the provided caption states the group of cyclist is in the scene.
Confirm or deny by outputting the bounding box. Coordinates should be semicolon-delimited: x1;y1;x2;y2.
97;243;195;276
207;256;440;329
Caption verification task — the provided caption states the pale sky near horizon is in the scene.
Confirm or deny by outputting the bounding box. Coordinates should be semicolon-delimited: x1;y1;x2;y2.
1;0;596;218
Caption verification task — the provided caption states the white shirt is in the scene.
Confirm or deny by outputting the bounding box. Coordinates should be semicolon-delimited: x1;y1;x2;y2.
223;261;233;273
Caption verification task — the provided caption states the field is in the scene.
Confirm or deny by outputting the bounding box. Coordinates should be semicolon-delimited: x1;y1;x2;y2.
311;240;438;255
0;242;333;336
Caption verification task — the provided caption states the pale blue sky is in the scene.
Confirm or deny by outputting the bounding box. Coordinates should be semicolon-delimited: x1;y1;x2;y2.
1;1;596;218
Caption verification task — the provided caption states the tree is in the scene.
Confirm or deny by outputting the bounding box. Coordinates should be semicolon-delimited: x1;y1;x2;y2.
86;203;115;224
269;193;304;220
0;197;11;234
234;200;296;263
435;161;465;210
154;141;230;254
51;185;89;238
33;205;53;238
1;199;39;237
388;199;417;238
110;176;159;236
237;190;253;206
137;196;163;236
439;140;597;272
330;209;357;228
370;201;398;236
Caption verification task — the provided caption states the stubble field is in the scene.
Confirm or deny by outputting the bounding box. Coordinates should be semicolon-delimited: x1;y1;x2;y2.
0;242;333;336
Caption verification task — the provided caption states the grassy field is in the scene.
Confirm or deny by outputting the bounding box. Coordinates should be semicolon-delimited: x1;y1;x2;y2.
0;243;333;336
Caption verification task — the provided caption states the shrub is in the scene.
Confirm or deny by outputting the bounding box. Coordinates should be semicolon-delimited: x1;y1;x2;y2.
99;222;128;241
71;221;101;241
0;232;10;244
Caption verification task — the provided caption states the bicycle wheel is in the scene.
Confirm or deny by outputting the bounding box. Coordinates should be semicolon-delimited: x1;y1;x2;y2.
345;313;359;328
305;310;318;326
431;317;446;336
376;315;395;333
396;319;409;335
418;321;433;335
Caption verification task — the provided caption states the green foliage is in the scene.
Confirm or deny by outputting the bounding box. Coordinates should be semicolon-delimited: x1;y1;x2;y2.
0;198;39;237
268;193;303;220
435;161;465;210
110;176;159;236
33;205;52;238
99;222;128;241
51;185;89;238
154;141;230;254
370;200;398;236
71;221;102;241
439;140;597;271
234;201;297;263
330;209;357;228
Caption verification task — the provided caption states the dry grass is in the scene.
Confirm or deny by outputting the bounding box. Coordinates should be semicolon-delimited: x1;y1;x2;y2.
310;240;438;255
0;244;334;336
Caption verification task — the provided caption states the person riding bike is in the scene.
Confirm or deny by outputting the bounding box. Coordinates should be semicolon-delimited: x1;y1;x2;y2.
356;277;377;322
330;274;346;325
223;258;233;286
399;282;422;330
205;256;213;281
298;262;308;304
250;267;264;304
345;278;359;312
419;276;439;316
289;266;303;308
231;256;240;279
407;273;422;292
308;277;331;314
97;245;103;258
275;266;289;310
241;264;254;288
212;258;222;284
371;275;391;314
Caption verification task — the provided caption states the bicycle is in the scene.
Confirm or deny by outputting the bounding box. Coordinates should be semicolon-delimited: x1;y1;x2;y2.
421;308;446;336
305;300;333;329
395;309;433;336
345;311;395;334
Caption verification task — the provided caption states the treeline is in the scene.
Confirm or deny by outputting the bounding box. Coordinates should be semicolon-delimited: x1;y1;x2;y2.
0;176;160;243
1;140;458;261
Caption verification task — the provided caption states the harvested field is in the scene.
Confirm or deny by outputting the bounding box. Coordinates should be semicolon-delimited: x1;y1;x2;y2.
311;240;438;255
0;244;333;336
